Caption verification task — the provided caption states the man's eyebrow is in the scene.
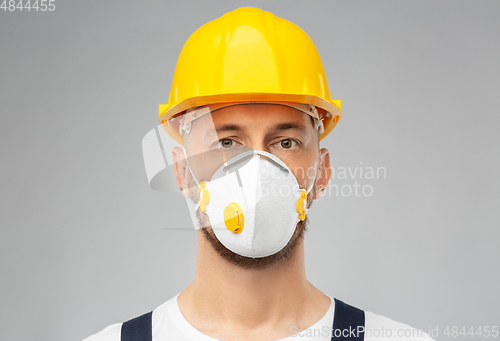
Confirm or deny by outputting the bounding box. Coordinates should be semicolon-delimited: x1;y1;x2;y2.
203;124;244;142
268;122;308;133
209;122;308;136
214;124;245;133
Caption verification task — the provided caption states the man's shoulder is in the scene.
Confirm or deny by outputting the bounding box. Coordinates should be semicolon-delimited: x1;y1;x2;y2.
82;322;121;341
364;310;434;340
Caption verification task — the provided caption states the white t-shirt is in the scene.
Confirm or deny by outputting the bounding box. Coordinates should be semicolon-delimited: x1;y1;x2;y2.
84;294;434;341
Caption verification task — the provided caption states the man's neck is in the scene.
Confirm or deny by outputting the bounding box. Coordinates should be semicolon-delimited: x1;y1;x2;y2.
177;230;330;340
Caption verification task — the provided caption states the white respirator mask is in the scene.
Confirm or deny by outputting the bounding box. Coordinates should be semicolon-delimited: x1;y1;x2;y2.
186;149;312;258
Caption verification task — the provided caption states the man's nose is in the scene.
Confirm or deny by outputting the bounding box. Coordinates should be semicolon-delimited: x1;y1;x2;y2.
246;137;270;154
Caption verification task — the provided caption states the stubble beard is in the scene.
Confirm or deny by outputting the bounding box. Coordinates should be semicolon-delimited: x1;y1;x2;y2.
199;210;309;270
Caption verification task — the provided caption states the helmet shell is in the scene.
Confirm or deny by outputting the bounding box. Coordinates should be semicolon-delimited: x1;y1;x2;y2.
159;7;342;144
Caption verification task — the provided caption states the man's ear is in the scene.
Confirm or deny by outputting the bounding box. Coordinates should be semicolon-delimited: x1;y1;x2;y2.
313;148;332;200
171;146;191;199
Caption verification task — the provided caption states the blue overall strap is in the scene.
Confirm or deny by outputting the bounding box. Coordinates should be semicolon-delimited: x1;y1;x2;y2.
331;298;365;340
121;311;153;341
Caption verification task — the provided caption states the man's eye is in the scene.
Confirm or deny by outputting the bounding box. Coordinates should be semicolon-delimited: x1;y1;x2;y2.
219;139;234;148
277;139;297;149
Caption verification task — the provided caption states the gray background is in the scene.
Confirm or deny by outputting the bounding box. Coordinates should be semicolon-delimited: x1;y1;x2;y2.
1;1;499;340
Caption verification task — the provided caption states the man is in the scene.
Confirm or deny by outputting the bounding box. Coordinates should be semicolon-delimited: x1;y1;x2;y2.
85;7;434;341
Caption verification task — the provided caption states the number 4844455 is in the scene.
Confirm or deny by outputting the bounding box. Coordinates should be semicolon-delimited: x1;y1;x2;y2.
443;326;498;338
1;0;56;11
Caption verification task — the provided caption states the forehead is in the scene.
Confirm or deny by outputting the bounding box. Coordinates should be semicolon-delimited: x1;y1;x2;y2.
211;104;309;123
190;104;314;134
181;104;319;151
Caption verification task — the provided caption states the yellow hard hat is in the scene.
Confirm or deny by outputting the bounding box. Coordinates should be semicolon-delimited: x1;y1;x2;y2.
159;7;342;144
